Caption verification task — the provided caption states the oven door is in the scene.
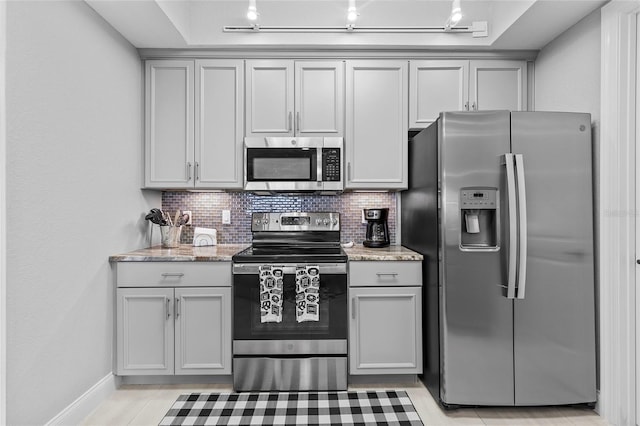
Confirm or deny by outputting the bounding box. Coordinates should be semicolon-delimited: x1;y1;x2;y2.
233;263;347;355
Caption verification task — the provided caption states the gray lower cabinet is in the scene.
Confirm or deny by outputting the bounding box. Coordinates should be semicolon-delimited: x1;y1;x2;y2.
116;262;232;376
349;261;423;375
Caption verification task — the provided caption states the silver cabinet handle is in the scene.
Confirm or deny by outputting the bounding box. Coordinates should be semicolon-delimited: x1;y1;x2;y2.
175;297;180;317
351;298;356;320
195;162;200;181
296;112;300;134
504;153;518;300
288;112;292;132
161;272;184;277
186;162;192;181
166;298;171;319
515;154;528;299
376;273;398;277
347;162;352;181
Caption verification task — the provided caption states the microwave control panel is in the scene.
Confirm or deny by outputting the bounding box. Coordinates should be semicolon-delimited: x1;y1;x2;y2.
322;148;341;182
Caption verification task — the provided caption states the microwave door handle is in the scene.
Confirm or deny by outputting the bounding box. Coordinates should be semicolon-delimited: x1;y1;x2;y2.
317;148;323;183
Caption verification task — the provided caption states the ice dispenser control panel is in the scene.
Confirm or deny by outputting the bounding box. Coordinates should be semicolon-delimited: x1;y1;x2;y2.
460;189;497;209
459;188;499;250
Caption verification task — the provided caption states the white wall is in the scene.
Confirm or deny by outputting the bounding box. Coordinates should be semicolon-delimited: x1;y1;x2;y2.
534;8;601;114
5;1;160;424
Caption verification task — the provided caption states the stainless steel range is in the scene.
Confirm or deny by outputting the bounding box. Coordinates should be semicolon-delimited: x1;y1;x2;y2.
231;212;348;391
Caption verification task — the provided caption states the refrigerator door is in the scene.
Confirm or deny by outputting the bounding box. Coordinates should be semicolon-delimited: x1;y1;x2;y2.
510;112;596;405
439;111;514;405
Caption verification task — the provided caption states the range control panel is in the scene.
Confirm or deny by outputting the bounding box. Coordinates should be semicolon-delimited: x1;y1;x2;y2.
251;212;340;232
460;189;497;209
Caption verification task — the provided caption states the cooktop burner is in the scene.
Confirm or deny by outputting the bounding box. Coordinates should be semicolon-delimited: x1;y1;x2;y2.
232;245;347;264
232;212;347;264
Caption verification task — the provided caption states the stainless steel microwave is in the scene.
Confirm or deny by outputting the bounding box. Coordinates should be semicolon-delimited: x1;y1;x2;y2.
244;137;344;193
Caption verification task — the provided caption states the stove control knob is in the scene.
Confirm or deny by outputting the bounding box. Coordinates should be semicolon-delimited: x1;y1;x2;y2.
332;219;338;225
323;219;329;225
316;218;322;225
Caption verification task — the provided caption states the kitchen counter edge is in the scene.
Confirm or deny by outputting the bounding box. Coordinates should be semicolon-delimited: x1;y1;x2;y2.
343;244;423;261
109;244;248;262
109;243;423;262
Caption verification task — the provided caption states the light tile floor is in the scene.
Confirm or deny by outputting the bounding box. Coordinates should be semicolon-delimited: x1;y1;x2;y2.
81;381;609;426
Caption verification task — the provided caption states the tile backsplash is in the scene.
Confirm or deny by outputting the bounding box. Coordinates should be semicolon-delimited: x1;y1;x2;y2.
161;192;397;245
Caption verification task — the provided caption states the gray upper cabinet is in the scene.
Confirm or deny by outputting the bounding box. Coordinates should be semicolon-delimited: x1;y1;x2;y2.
245;60;344;137
145;59;244;189
145;60;194;188
346;60;408;190
469;60;527;112
409;59;527;129
195;60;244;189
409;60;468;129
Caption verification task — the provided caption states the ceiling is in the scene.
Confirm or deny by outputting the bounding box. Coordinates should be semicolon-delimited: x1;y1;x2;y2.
85;0;608;51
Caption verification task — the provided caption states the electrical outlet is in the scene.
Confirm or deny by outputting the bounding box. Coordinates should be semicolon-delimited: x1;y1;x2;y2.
222;210;231;225
183;211;193;225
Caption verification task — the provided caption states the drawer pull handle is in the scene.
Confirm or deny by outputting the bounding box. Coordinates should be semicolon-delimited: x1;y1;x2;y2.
166;298;171;319
376;273;398;277
351;298;356;320
176;298;180;318
161;273;184;278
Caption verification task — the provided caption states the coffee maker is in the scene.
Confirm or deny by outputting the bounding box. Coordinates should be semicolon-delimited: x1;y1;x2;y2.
363;208;390;248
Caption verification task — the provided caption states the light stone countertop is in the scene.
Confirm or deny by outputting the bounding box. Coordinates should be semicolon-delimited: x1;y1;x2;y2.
342;244;423;261
110;243;422;262
109;244;248;262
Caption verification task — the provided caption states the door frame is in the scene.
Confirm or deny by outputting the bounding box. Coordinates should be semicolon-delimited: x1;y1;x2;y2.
600;2;639;425
0;1;7;424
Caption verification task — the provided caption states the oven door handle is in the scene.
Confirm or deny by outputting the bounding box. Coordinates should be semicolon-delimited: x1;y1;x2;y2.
233;263;347;275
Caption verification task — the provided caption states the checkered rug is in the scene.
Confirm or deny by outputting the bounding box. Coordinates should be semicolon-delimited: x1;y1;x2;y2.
159;390;423;425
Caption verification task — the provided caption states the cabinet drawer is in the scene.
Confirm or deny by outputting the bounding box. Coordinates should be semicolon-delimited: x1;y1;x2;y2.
349;261;421;287
117;262;231;287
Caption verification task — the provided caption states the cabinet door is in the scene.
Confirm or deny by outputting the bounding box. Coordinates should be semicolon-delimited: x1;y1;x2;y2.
117;288;174;375
346;61;408;189
174;287;232;375
195;60;244;189
349;287;422;375
469;60;527;111
409;60;469;129
246;60;294;136
145;60;194;188
295;61;344;136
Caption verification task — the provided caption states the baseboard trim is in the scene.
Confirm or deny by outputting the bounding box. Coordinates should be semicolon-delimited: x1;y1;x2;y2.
45;373;118;426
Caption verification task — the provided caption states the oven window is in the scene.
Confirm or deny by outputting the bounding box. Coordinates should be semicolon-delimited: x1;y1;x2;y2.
247;148;317;181
234;272;347;340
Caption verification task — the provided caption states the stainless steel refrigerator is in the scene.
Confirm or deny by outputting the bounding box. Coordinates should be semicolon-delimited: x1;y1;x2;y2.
401;111;596;407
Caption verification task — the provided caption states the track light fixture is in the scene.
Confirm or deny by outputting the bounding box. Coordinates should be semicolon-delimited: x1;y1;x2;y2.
449;0;462;27
347;0;358;24
247;0;258;21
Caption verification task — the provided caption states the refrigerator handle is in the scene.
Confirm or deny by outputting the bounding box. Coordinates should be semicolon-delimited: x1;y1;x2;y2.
504;153;518;299
515;154;528;299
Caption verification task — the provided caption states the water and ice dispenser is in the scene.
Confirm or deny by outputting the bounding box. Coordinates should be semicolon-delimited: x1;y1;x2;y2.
459;188;499;250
